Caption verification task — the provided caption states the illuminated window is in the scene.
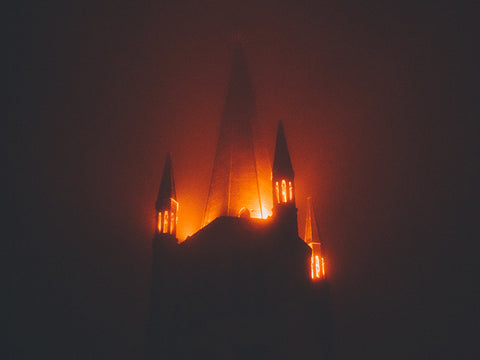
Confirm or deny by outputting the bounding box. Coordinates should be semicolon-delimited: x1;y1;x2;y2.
288;181;293;200
275;181;280;204
321;257;325;278
281;180;287;203
158;212;162;233
311;256;314;279
311;253;326;280
163;211;169;233
170;212;175;234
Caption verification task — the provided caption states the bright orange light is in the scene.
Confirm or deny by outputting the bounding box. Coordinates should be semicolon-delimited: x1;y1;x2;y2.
281;180;287;203
310;251;325;280
315;255;320;278
163;211;168;233
288;181;293;200
275;181;279;204
321;257;325;277
311;256;314;279
157;212;162;232
261;207;271;219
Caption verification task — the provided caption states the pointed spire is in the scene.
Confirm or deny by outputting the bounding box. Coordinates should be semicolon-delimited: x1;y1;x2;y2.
203;41;264;225
271;120;297;232
273;121;294;179
156;153;176;210
229;41;252;101
305;197;320;244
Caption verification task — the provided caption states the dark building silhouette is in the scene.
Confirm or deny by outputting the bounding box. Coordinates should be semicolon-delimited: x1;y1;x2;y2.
147;44;333;360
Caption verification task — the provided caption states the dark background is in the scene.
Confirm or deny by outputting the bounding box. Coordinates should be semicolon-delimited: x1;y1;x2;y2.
6;0;478;359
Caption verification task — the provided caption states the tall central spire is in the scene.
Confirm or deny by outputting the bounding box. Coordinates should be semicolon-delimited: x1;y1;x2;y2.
202;42;263;226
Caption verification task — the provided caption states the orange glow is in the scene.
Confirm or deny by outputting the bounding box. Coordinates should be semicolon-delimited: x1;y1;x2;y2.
311;256;314;279
288;181;293;200
177;165;273;238
275;181;279;204
261;207;271;219
163;211;169;233
156;198;179;235
171;198;179;209
309;242;325;280
281;180;287;203
310;254;325;280
171;198;178;235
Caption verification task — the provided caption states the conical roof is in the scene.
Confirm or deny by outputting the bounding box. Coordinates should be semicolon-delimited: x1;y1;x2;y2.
304;197;321;244
203;42;263;225
156;153;176;210
272;121;294;178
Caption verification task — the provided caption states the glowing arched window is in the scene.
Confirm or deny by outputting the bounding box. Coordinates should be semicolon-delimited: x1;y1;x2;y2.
281;180;287;203
170;211;175;234
288;181;293;200
158;212;162;233
163;211;169;233
311;256;314;279
315;255;320;278
275;181;280;204
321;257;325;278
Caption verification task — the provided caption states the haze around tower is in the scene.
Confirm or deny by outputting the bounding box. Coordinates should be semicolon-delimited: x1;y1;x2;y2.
6;1;477;359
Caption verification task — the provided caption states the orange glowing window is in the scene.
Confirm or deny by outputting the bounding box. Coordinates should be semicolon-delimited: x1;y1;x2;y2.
275;181;280;204
288;181;293;200
281;180;287;203
311;254;324;280
311;256;314;279
315;255;321;278
158;212;162;233
163;211;169;233
170;212;175;234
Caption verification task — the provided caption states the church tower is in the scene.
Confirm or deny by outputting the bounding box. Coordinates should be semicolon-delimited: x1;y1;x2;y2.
147;46;334;360
272;121;298;235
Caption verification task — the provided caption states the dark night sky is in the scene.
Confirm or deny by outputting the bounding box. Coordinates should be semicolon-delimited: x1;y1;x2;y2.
6;0;479;359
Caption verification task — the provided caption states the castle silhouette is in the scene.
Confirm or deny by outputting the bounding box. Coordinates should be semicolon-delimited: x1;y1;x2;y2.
146;43;333;360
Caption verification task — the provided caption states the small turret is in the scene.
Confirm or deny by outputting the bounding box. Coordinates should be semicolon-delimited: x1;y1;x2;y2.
148;152;180;359
272;121;297;234
305;197;325;280
155;153;178;237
